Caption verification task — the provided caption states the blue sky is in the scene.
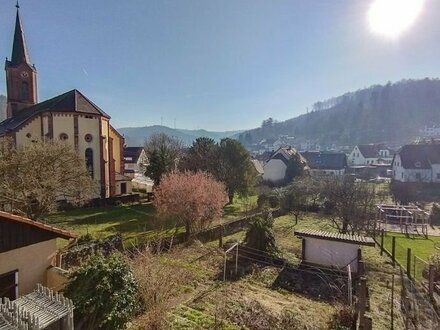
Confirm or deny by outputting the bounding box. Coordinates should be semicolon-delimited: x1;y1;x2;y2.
1;0;439;131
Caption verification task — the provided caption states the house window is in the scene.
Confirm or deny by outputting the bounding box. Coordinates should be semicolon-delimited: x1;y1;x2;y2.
437;173;440;180
415;173;421;181
0;270;18;300
21;81;29;100
85;148;94;179
401;173;404;179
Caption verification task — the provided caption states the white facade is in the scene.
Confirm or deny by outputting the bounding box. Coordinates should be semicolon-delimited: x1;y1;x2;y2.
392;154;440;183
349;145;392;166
262;158;287;183
303;237;360;272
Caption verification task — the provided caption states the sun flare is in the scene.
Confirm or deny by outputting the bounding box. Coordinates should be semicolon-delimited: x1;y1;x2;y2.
368;0;425;38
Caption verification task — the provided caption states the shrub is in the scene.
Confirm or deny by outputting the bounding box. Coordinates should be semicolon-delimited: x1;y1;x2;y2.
425;253;440;282
430;204;440;225
244;212;278;255
257;192;279;209
64;254;140;330
329;305;355;330
154;171;228;237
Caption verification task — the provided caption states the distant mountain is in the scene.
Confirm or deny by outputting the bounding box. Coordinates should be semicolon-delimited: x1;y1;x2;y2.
0;95;6;123
118;125;243;146
239;79;440;148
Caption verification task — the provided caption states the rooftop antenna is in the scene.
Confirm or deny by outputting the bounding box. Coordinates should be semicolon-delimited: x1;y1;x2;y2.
16;1;19;9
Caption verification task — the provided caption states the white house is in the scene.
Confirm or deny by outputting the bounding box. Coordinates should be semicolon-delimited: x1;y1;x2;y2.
348;144;393;166
123;147;148;178
392;144;440;183
262;147;306;183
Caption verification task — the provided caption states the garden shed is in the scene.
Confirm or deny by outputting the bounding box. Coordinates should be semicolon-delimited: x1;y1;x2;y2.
294;229;375;273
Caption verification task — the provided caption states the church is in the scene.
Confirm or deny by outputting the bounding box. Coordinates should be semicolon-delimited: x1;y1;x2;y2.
0;5;131;198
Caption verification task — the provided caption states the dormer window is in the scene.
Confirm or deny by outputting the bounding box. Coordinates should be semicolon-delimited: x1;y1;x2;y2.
415;161;421;168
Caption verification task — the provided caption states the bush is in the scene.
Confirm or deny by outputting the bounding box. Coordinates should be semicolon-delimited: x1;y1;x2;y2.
329;305;355;330
430;204;440;225
425;253;440;282
244;212;278;255
64;254;140;330
257;193;279;209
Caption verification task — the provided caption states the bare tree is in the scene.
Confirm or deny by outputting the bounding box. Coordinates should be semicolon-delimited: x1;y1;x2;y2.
0;138;97;219
321;177;376;234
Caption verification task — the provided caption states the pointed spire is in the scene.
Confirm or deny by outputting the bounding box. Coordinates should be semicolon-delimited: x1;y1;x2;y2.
10;2;31;66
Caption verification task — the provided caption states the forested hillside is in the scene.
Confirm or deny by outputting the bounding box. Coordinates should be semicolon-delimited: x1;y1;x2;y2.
240;79;440;147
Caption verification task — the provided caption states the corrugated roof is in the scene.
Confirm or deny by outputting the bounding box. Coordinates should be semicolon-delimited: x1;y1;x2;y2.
0;89;110;135
294;229;375;246
0;211;77;240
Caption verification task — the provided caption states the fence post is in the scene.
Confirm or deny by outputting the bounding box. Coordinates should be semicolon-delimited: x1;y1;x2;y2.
429;264;435;298
407;248;412;280
380;230;385;256
391;236;396;267
358;277;367;328
391;274;394;330
219;225;223;248
363;315;372;330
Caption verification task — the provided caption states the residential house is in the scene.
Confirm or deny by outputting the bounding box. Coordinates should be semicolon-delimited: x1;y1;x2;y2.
0;211;76;299
0;5;130;198
262;147;306;183
300;151;347;176
124;147;148;178
392;143;440;183
348;144;393;166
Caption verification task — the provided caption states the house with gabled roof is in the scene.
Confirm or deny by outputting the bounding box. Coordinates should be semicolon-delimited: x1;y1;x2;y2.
262;146;306;184
392;143;440;183
348;144;393;166
301;151;347;176
124;147;148;178
0;211;76;300
0;5;129;198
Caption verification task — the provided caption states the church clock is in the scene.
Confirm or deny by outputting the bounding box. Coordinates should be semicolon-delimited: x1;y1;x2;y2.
20;71;29;78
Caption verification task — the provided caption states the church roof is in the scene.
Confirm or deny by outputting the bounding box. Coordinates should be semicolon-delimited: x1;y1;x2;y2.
6;8;32;67
0;89;110;135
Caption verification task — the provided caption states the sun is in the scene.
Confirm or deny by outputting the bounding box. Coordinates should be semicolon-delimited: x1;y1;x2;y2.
368;0;425;38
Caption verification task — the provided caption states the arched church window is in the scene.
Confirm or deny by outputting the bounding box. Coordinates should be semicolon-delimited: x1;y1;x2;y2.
21;81;29;100
85;148;94;179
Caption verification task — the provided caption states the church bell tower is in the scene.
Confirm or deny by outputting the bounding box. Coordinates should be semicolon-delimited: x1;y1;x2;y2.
5;3;38;118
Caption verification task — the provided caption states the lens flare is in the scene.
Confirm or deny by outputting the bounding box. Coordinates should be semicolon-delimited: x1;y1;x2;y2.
368;0;425;38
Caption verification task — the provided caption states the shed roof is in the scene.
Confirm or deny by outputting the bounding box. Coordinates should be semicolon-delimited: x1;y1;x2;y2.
294;229;375;246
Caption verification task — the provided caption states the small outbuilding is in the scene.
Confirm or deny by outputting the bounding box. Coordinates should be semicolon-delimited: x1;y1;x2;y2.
294;229;375;273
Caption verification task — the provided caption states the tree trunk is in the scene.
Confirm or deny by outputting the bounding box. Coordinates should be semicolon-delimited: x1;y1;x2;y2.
185;221;191;239
342;220;348;234
228;192;234;204
294;214;298;225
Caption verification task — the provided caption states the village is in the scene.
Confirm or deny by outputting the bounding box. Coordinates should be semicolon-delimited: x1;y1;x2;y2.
2;2;440;330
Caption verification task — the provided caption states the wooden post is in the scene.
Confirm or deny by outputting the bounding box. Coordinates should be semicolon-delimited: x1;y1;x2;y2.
363;315;373;330
219;225;223;248
391;274;394;330
391;236;396;268
429;264;435;298
407;248;412;280
380;230;385;256
301;238;306;261
358;277;367;328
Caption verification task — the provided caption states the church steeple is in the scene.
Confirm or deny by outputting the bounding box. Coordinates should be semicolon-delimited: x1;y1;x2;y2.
5;2;38;118
10;2;31;66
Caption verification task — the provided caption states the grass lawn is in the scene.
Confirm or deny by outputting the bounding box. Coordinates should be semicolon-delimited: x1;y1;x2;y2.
380;232;440;280
45;195;258;246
